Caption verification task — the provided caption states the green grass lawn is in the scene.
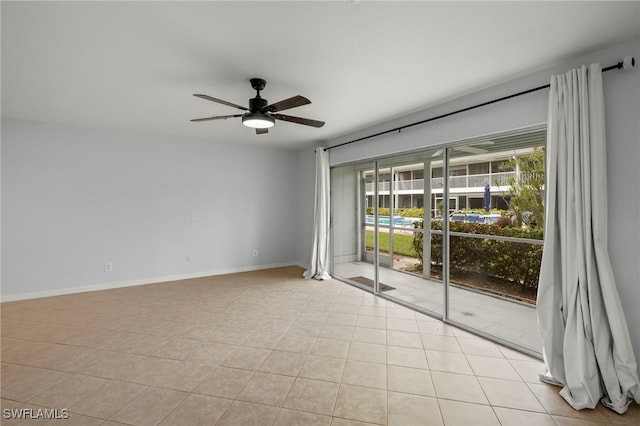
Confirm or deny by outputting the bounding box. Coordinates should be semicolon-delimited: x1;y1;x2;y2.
365;230;417;257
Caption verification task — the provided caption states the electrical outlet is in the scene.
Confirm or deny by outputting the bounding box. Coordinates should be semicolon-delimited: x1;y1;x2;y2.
104;262;113;272
252;250;258;257
185;255;191;263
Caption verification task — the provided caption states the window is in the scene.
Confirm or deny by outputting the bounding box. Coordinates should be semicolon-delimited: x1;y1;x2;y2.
397;171;411;181
469;162;489;175
449;166;467;176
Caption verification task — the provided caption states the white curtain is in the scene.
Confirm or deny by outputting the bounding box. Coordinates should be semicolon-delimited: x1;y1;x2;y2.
537;63;640;414
304;148;332;280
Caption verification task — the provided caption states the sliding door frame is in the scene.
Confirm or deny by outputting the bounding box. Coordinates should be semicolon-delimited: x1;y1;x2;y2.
442;147;451;321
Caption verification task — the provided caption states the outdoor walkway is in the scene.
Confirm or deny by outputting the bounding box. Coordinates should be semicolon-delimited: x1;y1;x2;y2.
333;261;542;355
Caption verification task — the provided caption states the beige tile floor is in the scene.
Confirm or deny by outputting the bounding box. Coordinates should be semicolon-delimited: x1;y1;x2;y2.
1;266;638;425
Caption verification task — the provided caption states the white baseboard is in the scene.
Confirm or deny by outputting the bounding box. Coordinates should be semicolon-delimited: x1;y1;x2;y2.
0;262;299;303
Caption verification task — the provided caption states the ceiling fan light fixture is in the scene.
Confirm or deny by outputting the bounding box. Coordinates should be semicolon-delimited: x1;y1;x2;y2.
192;79;324;132
242;112;275;129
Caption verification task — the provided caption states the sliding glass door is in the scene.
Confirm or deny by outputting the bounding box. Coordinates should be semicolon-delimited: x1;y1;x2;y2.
331;164;375;291
332;150;444;317
445;133;545;352
370;152;444;316
331;129;546;356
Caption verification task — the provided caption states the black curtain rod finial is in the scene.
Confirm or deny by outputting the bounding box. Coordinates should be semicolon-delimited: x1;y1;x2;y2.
604;56;635;72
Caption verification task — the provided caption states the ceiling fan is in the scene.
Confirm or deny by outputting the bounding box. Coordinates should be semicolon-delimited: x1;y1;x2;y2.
191;78;325;134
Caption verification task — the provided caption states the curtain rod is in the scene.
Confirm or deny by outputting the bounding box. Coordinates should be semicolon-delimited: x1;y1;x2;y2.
325;56;635;152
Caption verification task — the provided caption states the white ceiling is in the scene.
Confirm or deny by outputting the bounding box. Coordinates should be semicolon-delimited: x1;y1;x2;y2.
2;1;639;150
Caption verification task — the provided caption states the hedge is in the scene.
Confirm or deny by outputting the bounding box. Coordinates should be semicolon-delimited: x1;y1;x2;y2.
412;220;543;288
366;207;424;218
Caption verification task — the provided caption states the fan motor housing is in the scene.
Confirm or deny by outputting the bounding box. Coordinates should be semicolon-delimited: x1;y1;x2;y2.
249;96;268;112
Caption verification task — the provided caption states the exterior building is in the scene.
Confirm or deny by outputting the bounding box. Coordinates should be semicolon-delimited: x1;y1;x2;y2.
363;148;537;218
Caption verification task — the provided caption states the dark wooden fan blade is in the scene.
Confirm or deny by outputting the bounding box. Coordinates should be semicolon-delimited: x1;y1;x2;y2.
190;114;243;122
266;95;310;112
274;113;325;128
256;128;269;135
193;94;248;111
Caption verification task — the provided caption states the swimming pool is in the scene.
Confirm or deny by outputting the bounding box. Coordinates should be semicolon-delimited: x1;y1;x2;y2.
364;215;419;227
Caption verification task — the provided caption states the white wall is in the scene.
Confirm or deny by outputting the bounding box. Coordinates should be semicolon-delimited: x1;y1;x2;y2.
1;119;300;299
319;38;640;367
